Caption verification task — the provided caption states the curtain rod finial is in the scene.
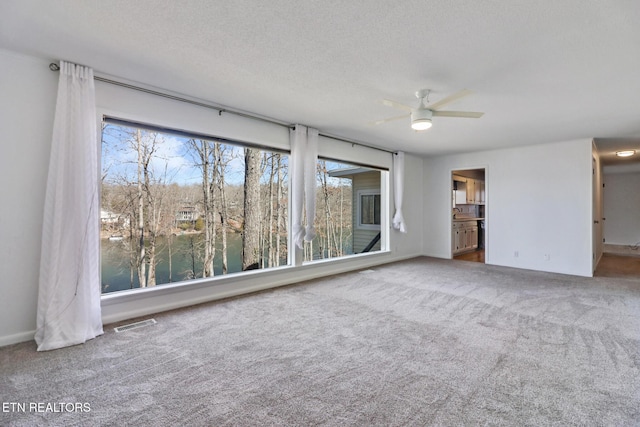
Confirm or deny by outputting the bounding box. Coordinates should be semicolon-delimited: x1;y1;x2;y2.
49;62;60;71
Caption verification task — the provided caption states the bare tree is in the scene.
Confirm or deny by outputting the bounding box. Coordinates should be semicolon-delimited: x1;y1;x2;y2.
143;155;160;286
318;160;333;259
188;139;217;277
262;153;278;267
215;143;230;274
136;129;147;287
138;131;173;287
243;148;261;270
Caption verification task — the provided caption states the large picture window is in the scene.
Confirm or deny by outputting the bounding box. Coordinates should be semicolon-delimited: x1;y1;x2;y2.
100;119;289;293
305;160;383;261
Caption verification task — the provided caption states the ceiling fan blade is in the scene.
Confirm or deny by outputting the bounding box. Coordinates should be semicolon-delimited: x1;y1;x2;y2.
372;114;409;125
382;99;413;112
432;110;484;118
428;89;474;111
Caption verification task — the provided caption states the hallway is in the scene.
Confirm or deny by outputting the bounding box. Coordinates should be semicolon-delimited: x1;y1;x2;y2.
453;249;485;263
595;253;640;279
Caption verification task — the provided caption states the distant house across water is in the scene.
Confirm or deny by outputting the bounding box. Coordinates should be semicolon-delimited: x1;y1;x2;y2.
176;206;199;223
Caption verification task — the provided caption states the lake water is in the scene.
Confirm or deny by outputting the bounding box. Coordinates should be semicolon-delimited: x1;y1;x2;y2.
101;232;251;293
101;231;354;293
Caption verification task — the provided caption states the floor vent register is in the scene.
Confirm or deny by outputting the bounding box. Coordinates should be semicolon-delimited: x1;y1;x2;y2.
114;318;157;333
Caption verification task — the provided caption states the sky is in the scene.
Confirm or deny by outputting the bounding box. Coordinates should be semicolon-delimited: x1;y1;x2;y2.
101;123;358;188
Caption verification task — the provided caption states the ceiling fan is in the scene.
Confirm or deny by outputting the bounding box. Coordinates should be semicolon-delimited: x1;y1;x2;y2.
375;89;484;131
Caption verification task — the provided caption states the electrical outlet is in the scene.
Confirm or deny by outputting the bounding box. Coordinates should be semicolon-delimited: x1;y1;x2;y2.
514;251;519;258
544;254;550;261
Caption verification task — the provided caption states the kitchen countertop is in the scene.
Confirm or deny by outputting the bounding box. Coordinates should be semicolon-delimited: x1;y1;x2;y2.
453;217;485;222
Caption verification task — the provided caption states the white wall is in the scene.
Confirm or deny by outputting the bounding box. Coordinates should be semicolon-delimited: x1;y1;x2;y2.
0;50;58;345
603;171;640;246
423;138;594;276
0;49;424;346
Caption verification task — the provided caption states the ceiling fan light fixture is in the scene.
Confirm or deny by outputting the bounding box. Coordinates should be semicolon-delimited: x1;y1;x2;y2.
616;150;636;157
411;108;433;131
411;119;432;131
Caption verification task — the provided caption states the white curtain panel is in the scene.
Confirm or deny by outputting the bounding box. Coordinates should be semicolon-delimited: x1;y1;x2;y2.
289;125;319;249
290;125;307;249
392;151;407;233
35;61;103;351
303;128;318;242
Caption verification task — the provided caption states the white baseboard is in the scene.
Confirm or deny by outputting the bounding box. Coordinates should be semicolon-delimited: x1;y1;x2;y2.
0;330;35;348
604;244;640;257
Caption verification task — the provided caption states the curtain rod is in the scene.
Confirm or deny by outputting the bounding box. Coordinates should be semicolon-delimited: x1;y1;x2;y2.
49;62;396;155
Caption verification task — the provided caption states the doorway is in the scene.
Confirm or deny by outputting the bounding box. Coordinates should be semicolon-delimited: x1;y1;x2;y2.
592;155;604;274
594;165;640;279
452;168;486;263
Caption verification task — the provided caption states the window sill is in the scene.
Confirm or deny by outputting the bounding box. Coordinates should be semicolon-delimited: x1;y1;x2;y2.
101;250;391;306
101;264;292;306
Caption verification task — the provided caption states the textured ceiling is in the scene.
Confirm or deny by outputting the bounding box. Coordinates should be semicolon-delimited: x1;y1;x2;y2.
1;0;640;163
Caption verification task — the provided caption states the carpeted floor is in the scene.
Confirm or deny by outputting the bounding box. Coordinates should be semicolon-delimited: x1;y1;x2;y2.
1;257;639;426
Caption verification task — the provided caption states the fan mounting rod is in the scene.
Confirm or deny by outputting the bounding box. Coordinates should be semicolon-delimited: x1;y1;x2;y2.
415;89;430;103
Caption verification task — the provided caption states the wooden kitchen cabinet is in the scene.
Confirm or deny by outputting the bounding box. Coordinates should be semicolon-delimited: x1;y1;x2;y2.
453;224;465;253
466;179;475;204
452;221;479;254
453;176;485;205
466;224;479;250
